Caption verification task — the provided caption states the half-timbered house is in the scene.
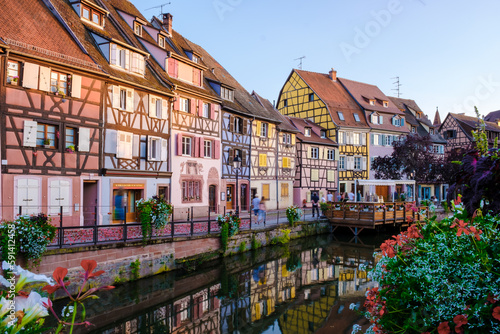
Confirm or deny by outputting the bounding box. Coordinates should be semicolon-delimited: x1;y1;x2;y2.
277;69;368;198
287;117;338;206
439;113;500;156
48;0;176;224
252;92;299;210
390;97;447;200
0;0;105;225
148;14;222;216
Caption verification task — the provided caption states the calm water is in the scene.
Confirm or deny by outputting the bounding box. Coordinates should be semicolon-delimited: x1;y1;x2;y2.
63;232;389;334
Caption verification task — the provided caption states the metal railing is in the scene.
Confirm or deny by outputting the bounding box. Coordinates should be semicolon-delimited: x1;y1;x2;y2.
5;205;324;249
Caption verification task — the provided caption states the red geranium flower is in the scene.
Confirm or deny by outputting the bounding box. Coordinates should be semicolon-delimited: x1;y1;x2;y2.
81;259;105;280
437;321;451;334
493;306;500;321
42;267;70;294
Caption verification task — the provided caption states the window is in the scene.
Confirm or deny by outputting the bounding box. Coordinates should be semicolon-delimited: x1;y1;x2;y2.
354;156;362;170
65;127;76;149
234;117;244;134
110;44;145;76
81;5;104;27
260;123;268;137
281;183;289;198
371;114;378;124
158;35;165;48
283;99;287;107
182;136;192;156
311;147;319;159
192;55;199;63
151;96;162;118
180;98;190;112
337;111;345;121
203;103;210;118
259;154;267;167
116;131;133;159
37;123;57;148
16;178;41;216
327;149;334;160
7;60;20;85
320;130;326;138
412;126;416;133
353;133;360;145
430;128;434;135
353;113;360;122
48;179;71;215
327;170;335;182
383;101;388;107
149;137;160;160
338;131;346;144
304;127;311;137
339;156;346;169
311;169;319;181
182;181;201;202
134;22;142;36
370;99;375;105
204;140;212;158
308;93;314;102
50;71;68;95
283;133;291;144
113;86;134;112
221;87;234;101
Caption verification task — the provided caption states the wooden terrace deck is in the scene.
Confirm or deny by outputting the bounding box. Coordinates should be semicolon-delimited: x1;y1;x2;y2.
324;202;430;235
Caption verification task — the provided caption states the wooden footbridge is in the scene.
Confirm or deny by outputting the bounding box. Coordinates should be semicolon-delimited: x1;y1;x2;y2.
323;202;430;235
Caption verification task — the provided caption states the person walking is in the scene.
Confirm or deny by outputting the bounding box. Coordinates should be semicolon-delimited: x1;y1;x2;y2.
258;196;266;224
252;194;260;217
311;192;320;218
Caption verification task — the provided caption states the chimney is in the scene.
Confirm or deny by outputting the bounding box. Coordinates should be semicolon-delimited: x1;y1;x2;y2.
162;13;173;35
329;68;337;81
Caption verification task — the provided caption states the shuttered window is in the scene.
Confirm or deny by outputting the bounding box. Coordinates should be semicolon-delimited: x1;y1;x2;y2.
49;179;71;214
327;170;335;182
16;178;41;216
262;184;270;200
259;154;267;167
281;183;289;198
117;131;133;159
311;169;319;182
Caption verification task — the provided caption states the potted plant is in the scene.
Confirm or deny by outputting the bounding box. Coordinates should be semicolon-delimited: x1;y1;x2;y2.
286;205;302;227
43;138;51;148
66;145;76;153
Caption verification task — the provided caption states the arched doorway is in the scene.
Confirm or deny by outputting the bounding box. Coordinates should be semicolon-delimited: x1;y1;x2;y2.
209;185;217;213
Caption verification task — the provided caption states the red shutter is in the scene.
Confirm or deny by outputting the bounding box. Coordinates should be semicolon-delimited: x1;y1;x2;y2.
176;134;182;156
210;104;217;120
199;137;204;157
193;136;198;157
198;100;204;117
213;140;220;159
174;96;180;111
190;99;197;114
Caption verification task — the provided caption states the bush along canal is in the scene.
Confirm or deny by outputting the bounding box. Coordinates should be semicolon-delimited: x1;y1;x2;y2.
47;232;388;333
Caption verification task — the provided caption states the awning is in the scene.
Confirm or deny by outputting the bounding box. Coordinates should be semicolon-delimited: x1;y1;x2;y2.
356;179;415;187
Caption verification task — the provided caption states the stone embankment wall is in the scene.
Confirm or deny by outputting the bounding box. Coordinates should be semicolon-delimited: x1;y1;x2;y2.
26;221;330;295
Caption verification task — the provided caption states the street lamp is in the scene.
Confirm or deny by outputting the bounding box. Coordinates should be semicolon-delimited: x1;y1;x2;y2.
233;155;242;216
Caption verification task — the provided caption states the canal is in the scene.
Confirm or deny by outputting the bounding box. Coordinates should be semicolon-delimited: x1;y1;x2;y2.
61;231;391;334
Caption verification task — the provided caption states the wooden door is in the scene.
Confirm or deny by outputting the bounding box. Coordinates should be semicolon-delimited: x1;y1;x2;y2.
83;181;98;226
226;185;234;210
209;185;217;213
375;186;389;202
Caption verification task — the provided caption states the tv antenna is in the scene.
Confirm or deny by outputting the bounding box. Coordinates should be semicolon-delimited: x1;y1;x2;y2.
392;76;402;98
294;56;306;70
146;2;171;16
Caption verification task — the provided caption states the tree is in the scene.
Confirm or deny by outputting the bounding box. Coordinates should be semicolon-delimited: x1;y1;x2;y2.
372;134;446;184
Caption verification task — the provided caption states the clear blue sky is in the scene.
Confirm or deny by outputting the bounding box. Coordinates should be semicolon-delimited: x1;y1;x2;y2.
131;0;500;120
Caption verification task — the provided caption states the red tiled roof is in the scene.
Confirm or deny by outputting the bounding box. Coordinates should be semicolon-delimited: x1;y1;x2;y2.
288;117;338;146
0;0;96;70
293;70;369;129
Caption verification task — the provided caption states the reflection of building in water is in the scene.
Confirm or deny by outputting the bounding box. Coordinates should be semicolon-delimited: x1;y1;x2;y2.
96;242;375;334
100;285;221;334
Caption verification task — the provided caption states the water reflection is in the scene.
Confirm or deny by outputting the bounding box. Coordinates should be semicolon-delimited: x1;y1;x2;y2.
77;234;383;334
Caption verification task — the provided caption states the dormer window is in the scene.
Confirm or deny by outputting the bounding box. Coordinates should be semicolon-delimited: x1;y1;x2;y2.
353;113;361;122
383;101;389;108
110;43;146;76
304;127;311;137
221;86;234;101
430;128;434;135
369;99;375;106
337;111;345;121
80;2;105;28
134;22;142;36
320;130;327;138
158;35;165;48
192;55;199;63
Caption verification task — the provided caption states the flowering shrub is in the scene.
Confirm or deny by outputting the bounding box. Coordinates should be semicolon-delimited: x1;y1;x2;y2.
286;205;302;227
357;202;500;333
216;213;240;237
136;196;172;243
0;259;113;333
0;213;57;264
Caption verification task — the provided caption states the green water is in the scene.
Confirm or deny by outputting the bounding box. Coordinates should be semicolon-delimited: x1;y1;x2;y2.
65;232;389;334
